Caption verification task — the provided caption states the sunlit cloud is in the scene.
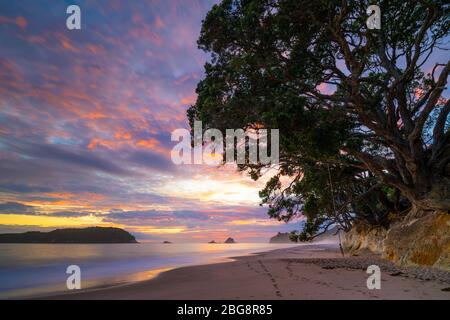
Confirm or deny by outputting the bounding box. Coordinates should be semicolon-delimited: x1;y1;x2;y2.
0;0;296;242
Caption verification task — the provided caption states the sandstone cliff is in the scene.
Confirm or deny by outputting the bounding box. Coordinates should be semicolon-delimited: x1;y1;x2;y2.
343;211;449;271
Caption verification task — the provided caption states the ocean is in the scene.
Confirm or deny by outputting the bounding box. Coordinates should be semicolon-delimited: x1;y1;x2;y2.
0;242;298;299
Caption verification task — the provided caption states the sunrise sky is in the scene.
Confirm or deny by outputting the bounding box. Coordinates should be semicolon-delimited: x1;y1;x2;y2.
0;0;300;242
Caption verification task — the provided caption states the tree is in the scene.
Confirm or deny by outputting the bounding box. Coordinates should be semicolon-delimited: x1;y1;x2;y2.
189;0;449;238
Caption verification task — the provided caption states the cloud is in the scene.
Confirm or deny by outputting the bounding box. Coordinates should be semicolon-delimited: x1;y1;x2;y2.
5;141;129;176
0;15;27;30
173;210;210;221
46;211;95;218
101;207;265;227
0;183;53;194
128;150;175;172
0;202;95;217
102;209;171;223
30;143;129;175
0;0;302;242
0;202;36;214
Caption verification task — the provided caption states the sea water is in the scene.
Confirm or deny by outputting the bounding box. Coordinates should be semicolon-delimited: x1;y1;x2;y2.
0;242;298;299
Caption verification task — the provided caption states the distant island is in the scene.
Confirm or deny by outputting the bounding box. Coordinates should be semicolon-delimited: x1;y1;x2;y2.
163;241;172;244
270;228;339;244
269;232;294;243
208;240;217;244
224;237;236;243
0;227;138;243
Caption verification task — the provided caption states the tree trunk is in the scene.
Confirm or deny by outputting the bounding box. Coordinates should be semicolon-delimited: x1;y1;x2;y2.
407;177;450;213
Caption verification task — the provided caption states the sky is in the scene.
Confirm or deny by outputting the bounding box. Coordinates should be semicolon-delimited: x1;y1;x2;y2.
0;0;298;242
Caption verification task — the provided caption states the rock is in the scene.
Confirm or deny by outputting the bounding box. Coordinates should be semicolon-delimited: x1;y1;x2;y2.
287;255;450;284
163;241;172;244
269;232;294;243
208;240;217;244
224;237;236;243
342;211;450;271
342;224;387;254
383;211;449;270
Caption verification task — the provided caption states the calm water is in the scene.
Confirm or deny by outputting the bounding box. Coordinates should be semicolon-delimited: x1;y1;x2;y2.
0;242;298;299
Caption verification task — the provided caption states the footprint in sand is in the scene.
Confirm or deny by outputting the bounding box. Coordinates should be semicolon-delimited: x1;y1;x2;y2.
257;260;283;298
246;261;260;274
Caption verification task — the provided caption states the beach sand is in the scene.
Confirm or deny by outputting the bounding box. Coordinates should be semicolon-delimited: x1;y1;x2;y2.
43;243;450;300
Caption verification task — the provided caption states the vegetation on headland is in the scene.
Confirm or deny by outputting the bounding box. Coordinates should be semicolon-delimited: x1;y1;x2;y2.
189;0;450;242
0;227;138;243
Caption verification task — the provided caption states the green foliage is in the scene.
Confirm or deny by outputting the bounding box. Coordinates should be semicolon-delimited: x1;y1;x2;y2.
190;0;450;240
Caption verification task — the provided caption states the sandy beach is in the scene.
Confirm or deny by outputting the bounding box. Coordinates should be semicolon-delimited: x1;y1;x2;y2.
43;243;450;300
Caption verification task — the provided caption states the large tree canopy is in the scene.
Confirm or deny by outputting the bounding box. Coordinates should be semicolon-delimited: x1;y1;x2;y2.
189;0;449;239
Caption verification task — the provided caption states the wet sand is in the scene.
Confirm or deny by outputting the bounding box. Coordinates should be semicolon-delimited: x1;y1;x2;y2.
43;243;450;300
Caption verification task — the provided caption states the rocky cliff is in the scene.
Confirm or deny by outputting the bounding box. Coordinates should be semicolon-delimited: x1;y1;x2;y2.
343;211;449;271
383;211;449;270
342;225;387;254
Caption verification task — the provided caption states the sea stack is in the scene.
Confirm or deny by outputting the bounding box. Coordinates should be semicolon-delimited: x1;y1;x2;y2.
224;237;236;243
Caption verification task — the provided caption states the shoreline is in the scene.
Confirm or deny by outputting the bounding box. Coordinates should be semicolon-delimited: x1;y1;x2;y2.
12;242;298;300
1;242;298;299
39;242;450;300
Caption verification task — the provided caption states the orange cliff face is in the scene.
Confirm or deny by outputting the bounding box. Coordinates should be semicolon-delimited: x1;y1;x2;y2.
343;212;450;271
383;212;450;270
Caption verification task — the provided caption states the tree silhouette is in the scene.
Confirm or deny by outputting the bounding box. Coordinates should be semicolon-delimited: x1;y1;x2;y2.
189;0;449;239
